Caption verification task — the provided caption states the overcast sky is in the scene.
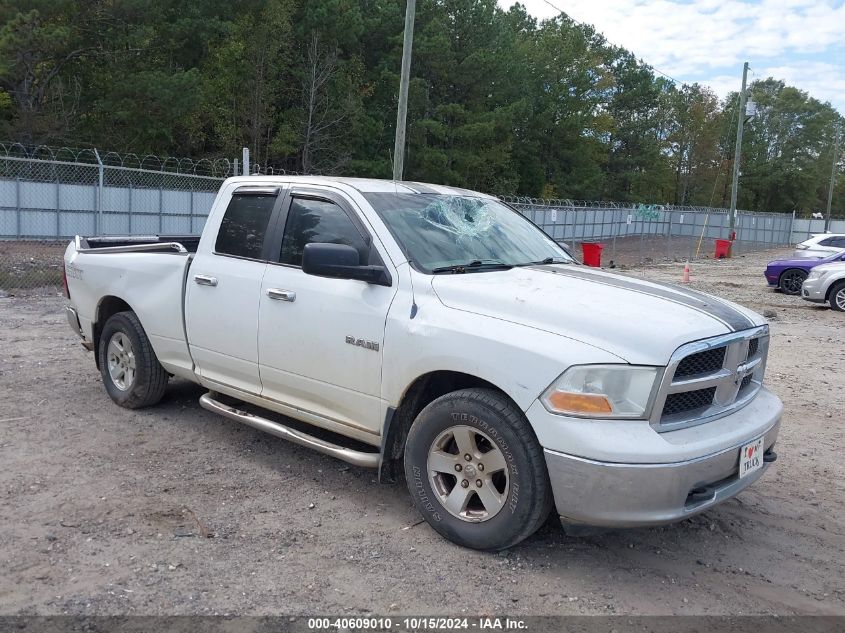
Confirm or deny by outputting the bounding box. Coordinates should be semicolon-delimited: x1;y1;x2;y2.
498;0;845;114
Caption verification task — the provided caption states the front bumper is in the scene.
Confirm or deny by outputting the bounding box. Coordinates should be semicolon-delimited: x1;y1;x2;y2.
544;418;780;528
801;277;826;302
529;385;783;528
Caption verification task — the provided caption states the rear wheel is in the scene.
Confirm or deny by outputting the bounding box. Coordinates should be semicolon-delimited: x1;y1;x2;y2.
98;311;168;408
830;282;845;312
403;388;552;550
778;269;807;295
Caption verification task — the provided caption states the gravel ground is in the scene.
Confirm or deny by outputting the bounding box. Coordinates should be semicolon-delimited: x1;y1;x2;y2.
0;247;843;616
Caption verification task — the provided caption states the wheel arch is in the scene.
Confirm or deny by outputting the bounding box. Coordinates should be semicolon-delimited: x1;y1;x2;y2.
826;278;845;302
378;370;519;483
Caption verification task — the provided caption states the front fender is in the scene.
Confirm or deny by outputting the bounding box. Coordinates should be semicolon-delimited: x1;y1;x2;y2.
382;276;623;412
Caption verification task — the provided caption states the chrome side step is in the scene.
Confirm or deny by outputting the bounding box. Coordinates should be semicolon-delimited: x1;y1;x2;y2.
199;392;380;469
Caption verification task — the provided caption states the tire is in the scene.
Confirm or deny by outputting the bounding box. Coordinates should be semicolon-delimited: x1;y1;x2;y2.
403;388;553;550
778;269;807;295
98;311;168;409
830;281;845;312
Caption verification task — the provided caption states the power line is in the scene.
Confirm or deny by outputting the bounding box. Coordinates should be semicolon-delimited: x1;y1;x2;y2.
539;0;690;88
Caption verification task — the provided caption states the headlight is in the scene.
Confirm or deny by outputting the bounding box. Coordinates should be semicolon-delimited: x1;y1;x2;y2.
807;269;824;280
541;365;660;419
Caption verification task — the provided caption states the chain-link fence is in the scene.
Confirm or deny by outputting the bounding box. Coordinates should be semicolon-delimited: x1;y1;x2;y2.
0;146;229;292
0;147;818;292
503;197;802;269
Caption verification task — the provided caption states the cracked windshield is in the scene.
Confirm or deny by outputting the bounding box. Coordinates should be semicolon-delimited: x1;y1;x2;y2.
365;193;573;272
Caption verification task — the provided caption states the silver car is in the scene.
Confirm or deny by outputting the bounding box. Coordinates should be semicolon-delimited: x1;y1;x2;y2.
801;261;845;312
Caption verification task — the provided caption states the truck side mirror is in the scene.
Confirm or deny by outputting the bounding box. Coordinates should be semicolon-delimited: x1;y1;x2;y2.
302;243;391;286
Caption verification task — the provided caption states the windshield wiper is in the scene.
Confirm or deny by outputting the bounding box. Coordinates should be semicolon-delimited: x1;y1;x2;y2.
514;257;571;267
431;259;513;274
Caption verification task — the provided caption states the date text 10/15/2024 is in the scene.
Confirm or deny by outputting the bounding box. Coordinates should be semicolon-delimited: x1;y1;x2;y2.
307;617;528;631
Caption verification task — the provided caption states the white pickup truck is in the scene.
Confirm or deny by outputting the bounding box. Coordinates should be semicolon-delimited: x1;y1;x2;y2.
63;176;783;550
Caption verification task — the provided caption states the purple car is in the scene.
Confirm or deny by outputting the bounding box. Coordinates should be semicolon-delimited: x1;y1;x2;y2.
765;251;845;295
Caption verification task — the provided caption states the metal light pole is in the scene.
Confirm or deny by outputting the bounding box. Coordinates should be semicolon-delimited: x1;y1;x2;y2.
825;131;840;232
393;0;416;181
729;61;749;238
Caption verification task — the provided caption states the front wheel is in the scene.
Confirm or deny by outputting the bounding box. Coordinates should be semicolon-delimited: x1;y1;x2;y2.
779;269;807;295
830;281;845;312
98;311;168;408
403;388;552;550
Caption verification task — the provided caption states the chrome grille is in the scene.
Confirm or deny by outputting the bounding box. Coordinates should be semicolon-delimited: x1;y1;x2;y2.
675;347;726;378
652;326;769;431
663;387;716;416
747;338;759;359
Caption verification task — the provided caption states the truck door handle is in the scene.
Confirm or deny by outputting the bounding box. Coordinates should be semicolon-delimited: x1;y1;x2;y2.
267;288;296;302
194;274;218;287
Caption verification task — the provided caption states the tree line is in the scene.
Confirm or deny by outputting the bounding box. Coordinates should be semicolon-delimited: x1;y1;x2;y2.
1;0;842;214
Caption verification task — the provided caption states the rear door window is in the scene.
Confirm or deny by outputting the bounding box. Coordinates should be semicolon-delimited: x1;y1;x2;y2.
215;192;277;260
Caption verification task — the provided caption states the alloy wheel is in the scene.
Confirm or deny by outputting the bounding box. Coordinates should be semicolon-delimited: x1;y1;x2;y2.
426;425;509;522
107;332;136;391
835;287;845;311
781;271;805;295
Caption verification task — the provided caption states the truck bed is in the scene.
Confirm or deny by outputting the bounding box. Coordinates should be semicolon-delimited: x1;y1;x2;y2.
80;234;201;253
65;235;196;380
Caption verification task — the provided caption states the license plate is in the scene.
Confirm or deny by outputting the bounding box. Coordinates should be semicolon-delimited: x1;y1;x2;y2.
739;437;764;479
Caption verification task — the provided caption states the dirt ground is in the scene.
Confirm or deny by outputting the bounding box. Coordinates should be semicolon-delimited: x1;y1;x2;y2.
0;247;843;617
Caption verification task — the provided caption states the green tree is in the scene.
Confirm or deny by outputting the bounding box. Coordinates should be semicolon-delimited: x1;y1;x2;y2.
0;0;841;214
666;83;725;206
737;79;842;213
0;0;100;141
201;0;294;166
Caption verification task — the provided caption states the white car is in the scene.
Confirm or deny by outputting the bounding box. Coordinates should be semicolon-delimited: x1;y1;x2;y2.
794;233;845;257
62;176;783;550
801;261;845;311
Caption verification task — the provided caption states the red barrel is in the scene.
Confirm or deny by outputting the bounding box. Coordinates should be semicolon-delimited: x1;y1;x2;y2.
581;242;604;267
714;239;732;259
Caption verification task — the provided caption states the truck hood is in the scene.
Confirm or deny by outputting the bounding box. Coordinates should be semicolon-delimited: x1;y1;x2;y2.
430;264;763;365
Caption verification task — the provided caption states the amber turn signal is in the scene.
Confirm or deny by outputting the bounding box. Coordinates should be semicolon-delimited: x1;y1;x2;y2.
546;391;613;415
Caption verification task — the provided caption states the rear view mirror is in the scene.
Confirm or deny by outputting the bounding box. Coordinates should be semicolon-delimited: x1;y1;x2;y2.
302;243;391;286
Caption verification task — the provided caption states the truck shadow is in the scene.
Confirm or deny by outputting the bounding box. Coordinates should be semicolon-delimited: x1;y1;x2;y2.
157;379;773;562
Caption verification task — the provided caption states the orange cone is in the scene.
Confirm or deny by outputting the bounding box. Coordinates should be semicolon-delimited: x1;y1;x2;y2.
682;261;690;283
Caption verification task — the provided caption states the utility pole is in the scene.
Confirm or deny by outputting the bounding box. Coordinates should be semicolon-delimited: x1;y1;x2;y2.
729;61;749;239
393;0;416;181
825;131;840;232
